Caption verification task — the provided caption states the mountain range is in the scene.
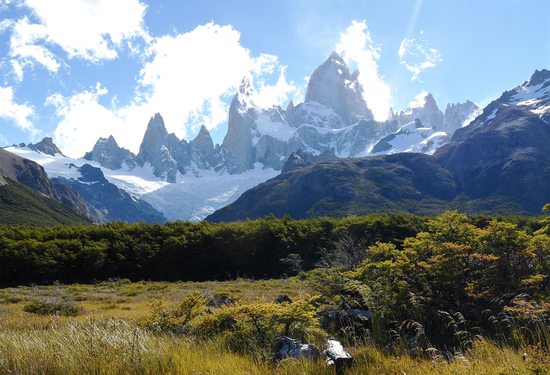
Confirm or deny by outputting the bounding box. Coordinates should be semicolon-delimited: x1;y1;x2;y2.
6;53;548;222
208;68;550;221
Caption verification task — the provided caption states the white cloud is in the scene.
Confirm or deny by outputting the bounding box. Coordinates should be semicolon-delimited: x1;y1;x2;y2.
0;86;37;135
335;20;392;121
408;90;429;109
398;31;442;81
49;83;132;158
49;23;297;157
10;17;61;76
7;0;148;79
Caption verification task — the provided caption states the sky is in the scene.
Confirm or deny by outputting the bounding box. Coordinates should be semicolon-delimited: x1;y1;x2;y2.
0;0;549;157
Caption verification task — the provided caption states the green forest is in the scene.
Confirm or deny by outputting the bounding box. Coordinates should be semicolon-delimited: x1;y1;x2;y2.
0;212;545;286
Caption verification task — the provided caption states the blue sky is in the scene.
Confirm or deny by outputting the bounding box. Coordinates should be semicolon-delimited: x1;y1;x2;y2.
0;0;549;156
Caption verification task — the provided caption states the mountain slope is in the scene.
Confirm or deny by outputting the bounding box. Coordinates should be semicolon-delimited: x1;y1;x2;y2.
0;149;90;226
4;147;166;223
0;182;90;226
207;153;461;221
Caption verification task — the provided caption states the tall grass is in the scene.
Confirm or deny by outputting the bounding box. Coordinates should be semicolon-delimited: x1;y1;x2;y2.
0;279;548;374
0;317;547;375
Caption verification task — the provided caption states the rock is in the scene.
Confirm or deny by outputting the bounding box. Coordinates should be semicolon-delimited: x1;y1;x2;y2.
137;113;181;183
0;148;60;199
443;100;480;135
190;125;222;170
272;336;320;361
281;149;337;174
274;295;293;304
84;135;136;170
221;77;258;173
286;99;295;112
28;137;64;156
371;119;450;155
323;339;354;373
394;92;444;131
305;51;373;124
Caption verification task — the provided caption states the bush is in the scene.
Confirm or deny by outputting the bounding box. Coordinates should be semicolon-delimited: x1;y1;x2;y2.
23;298;81;316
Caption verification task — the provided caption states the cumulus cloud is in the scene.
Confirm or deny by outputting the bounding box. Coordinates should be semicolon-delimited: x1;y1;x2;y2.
6;0;147;79
49;83;132;158
335;20;391;121
0;86;37;135
398;31;442;81
49;23;298;157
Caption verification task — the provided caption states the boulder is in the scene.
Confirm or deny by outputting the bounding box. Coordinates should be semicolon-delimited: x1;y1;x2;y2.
323;339;354;373
271;336;320;361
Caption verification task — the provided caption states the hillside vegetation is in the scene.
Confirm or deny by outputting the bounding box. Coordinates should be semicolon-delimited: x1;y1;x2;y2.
0;182;90;226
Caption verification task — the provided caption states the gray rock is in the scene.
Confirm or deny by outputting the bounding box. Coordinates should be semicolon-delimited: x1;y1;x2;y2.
443;100;480;135
221;77;258;173
305;51;373;124
137;113;180;183
28;137;63;156
84;135;136;170
272;336;320;361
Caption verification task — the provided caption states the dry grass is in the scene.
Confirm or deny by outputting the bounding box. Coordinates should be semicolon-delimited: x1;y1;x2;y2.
0;279;548;375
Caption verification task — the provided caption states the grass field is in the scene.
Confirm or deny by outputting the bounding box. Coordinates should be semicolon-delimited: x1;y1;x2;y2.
0;278;548;375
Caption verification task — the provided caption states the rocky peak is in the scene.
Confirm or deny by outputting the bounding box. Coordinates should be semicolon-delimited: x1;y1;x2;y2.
305;51;373;124
233;76;256;114
528;69;550;86
191;125;214;151
137;113;178;182
423;93;439;111
138;113;169;162
286;99;295;112
443;101;480;134
84;135;136;170
498;68;550;122
221;78;260;173
0;148;59;198
28;137;63;156
398;92;444;130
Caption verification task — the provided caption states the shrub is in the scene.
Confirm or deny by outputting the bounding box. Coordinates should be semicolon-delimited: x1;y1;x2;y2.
23;298;81;316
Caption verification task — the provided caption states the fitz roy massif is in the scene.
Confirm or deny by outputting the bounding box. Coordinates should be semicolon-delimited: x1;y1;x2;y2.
3;52;550;224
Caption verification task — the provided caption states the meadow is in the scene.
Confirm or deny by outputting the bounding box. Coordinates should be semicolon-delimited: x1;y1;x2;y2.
0;278;547;374
0;211;549;374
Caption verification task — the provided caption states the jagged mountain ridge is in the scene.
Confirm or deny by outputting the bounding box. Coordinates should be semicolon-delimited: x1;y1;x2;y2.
86;51;478;181
207;69;550;221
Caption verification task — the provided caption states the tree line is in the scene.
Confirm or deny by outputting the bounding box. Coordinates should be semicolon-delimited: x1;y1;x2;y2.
0;213;545;286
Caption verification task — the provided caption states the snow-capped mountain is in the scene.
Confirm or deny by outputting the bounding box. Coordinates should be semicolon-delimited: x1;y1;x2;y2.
391;91;480;136
86;51;478;179
371;119;449;155
460;69;550;131
5;51;480;222
5;145;166;223
208;68;550;222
